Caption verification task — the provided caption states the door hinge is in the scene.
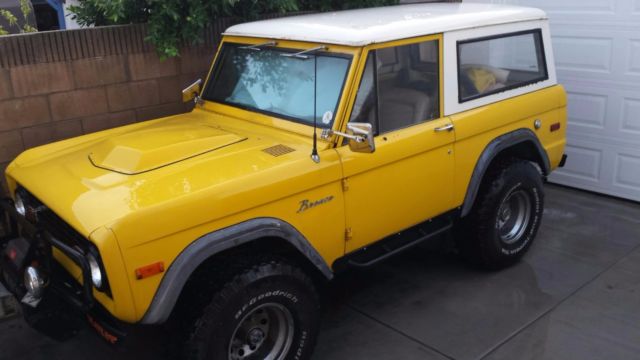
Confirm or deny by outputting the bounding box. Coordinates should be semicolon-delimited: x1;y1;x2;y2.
342;178;349;192
345;227;353;241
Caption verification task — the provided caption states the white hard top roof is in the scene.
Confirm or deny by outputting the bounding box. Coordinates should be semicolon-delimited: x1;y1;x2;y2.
224;3;547;47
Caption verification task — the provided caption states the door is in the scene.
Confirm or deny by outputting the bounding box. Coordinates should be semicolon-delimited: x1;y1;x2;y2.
466;0;640;202
336;36;456;253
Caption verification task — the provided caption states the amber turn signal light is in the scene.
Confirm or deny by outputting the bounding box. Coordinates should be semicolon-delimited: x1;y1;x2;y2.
135;262;165;280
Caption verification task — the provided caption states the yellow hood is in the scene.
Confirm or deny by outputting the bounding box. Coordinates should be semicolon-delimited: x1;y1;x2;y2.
88;120;247;175
5;108;329;241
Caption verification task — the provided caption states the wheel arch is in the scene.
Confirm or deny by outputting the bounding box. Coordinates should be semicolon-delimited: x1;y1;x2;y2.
460;128;549;218
140;217;332;325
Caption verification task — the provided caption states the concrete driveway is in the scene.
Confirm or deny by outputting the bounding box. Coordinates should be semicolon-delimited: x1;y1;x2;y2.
1;185;639;360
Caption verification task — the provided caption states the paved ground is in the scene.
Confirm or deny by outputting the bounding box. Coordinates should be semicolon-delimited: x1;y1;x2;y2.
1;184;640;360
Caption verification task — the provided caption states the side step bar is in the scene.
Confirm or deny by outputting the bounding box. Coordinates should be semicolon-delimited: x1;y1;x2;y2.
333;213;454;271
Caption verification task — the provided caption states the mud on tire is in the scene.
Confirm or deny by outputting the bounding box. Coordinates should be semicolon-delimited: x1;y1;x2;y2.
457;159;544;269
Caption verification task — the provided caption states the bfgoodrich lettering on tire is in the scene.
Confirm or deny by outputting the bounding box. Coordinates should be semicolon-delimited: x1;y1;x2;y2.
457;159;544;269
180;259;319;360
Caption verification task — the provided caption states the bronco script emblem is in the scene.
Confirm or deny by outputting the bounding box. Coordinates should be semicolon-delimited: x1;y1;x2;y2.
297;196;334;213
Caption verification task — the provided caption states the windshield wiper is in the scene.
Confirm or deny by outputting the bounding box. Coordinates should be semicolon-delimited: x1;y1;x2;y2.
238;41;278;51
281;46;328;60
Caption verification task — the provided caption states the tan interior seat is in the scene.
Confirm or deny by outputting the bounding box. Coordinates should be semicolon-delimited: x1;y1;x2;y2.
378;86;431;133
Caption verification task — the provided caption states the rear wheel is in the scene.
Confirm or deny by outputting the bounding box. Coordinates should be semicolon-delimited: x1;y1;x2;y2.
457;159;544;269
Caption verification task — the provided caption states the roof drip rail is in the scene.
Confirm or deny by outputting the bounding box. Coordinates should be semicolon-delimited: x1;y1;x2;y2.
238;41;278;51
281;46;328;60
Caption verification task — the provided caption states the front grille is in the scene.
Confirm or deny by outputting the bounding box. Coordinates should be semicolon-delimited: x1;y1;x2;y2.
19;189;87;252
17;188;113;297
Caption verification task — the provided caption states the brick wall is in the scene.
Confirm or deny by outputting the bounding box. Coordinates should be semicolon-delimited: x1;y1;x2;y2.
0;11;320;195
0;22;237;193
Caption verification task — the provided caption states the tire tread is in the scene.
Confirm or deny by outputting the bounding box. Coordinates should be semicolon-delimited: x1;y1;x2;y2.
457;158;544;269
173;255;318;360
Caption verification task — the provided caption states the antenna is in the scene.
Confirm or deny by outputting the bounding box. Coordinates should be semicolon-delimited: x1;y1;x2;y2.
310;52;320;163
281;46;327;163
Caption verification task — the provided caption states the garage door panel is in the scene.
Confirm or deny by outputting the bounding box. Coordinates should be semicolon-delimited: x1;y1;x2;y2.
613;153;640;194
562;84;640;143
553;36;613;75
529;0;615;14
553;144;603;183
629;40;640;75
566;91;608;130
467;0;640;202
523;0;634;23
505;0;640;22
621;97;640;134
550;28;640;84
550;143;640;202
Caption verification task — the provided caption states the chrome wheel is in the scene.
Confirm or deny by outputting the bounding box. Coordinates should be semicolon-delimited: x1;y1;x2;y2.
228;303;294;360
497;189;531;244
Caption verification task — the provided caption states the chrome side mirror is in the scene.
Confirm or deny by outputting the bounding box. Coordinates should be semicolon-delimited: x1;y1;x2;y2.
347;122;375;153
182;79;203;104
322;122;375;154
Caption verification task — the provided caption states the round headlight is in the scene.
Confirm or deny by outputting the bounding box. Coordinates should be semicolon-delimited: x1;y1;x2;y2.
14;192;26;216
87;253;103;289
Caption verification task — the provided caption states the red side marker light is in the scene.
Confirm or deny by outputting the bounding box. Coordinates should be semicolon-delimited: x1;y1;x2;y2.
550;123;561;132
8;248;17;261
135;262;165;280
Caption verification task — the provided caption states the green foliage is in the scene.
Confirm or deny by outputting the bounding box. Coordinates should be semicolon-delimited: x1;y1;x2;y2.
19;0;37;32
0;0;37;35
68;0;399;58
0;9;18;28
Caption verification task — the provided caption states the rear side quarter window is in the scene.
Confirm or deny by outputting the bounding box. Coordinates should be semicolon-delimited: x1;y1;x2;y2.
457;30;548;103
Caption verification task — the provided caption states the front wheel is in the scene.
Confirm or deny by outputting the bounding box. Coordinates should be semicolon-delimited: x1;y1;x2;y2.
180;259;320;360
457;159;544;269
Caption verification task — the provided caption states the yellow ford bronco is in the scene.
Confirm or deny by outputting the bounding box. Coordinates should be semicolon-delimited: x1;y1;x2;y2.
0;3;566;359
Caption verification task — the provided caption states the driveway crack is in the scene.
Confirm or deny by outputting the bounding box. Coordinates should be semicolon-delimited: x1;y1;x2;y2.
477;240;640;360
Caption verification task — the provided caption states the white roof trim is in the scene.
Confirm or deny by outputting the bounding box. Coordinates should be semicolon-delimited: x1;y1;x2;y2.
224;3;547;46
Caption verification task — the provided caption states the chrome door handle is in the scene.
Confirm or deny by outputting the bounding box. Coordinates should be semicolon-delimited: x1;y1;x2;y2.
434;123;454;132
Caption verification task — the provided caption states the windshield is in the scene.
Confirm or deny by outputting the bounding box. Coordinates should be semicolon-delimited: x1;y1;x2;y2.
202;43;351;128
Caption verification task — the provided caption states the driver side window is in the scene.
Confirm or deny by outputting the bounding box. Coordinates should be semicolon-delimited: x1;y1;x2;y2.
349;39;440;136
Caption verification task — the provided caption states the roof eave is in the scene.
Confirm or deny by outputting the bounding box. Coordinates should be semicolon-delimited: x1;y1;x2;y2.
222;16;548;47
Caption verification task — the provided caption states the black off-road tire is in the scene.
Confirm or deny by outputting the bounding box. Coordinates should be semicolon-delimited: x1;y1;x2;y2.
457;158;544;269
177;258;320;360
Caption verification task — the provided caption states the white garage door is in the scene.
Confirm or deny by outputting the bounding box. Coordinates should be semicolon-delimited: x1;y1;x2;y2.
465;0;640;202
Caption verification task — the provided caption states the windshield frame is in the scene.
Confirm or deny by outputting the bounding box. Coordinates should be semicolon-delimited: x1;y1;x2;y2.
201;41;353;129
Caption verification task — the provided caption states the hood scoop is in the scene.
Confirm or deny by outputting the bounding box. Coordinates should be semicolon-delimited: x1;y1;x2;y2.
89;121;247;175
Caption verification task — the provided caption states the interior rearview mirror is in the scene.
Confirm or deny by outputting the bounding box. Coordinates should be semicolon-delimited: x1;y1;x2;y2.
182;79;203;104
347;122;375;153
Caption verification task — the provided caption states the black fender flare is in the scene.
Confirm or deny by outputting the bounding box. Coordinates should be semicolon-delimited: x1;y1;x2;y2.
140;217;332;325
460;128;550;217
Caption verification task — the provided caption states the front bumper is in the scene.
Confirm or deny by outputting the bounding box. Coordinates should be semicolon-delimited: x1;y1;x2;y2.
0;198;126;343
